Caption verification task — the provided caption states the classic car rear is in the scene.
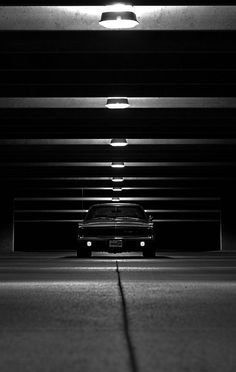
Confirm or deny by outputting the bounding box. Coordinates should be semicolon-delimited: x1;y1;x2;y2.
77;203;156;258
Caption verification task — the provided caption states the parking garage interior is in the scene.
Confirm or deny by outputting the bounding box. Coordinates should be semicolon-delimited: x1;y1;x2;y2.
1;3;236;372
1;5;236;254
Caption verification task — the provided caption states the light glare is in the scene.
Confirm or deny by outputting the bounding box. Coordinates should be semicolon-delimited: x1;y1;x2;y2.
111;162;125;168
110;138;128;147
99;5;139;29
112;177;124;182
105;4;133;12
112;197;120;202
99;18;138;29
106;97;130;109
113;187;122;192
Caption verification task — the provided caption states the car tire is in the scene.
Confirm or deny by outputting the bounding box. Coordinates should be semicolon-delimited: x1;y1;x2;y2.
77;248;92;258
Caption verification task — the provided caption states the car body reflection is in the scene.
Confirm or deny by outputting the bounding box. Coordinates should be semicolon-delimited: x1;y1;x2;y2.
77;203;156;258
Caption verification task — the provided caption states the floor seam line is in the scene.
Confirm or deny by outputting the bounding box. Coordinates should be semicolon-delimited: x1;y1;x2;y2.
116;260;139;372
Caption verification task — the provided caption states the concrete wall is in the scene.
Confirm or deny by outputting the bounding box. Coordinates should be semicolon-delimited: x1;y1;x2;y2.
0;196;14;253
222;195;236;251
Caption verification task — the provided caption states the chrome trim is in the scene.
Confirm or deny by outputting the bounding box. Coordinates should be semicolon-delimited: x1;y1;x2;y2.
78;236;153;241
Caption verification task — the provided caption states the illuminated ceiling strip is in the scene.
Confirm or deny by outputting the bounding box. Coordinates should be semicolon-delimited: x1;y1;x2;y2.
7;176;233;181
1;97;236;108
15;210;88;213
14;219;219;223
0;6;236;30
15;209;220;213
2;162;235;167
1;138;236;145
15;186;216;190
15;197;220;200
146;209;220;213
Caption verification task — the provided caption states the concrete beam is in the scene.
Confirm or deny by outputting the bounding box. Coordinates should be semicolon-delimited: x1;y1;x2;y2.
14;219;219;223
15;209;220;213
1;138;236;145
6;176;233;181
1;97;236;109
0;6;236;30
15;197;220;200
1;162;235;167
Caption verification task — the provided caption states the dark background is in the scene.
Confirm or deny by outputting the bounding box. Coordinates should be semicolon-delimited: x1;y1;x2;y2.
0;6;236;252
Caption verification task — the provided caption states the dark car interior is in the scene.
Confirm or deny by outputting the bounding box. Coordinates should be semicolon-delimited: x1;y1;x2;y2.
85;205;147;220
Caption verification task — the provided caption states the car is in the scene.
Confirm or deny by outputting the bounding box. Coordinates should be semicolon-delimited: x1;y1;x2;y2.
76;203;156;258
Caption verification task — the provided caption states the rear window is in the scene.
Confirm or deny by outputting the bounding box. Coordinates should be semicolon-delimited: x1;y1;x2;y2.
85;205;147;220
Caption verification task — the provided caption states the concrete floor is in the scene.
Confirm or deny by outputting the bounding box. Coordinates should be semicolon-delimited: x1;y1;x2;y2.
0;251;236;372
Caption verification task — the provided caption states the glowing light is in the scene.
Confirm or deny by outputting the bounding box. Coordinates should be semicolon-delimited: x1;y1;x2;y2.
112;177;124;182
112;197;120;202
111;162;125;168
104;4;133;12
87;241;92;247
113;187;122;192
106;97;130;109
99;5;139;29
110;138;128;147
140;241;145;247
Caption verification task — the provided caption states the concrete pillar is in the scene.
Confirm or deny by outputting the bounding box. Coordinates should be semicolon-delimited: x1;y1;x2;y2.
222;194;236;251
0;196;14;253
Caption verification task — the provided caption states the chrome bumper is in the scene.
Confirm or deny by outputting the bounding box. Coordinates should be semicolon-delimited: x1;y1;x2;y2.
78;236;153;241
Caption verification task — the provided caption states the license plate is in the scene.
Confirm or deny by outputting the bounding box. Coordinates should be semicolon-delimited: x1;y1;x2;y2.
109;240;123;248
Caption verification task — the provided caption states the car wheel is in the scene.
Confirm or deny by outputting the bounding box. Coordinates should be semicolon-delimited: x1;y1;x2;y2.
77;248;91;258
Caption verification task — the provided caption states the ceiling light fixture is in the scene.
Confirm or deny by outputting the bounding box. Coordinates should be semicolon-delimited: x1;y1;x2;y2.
111;162;125;168
99;4;139;29
112;177;124;182
110;138;128;147
106;97;130;109
113;187;122;192
112;197;120;202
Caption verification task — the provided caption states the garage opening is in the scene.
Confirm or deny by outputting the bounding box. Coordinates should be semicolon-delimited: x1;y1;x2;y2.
14;196;222;252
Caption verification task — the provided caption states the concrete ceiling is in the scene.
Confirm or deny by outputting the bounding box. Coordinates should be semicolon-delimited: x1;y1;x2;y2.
1;6;236;30
0;3;236;223
1;97;236;108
